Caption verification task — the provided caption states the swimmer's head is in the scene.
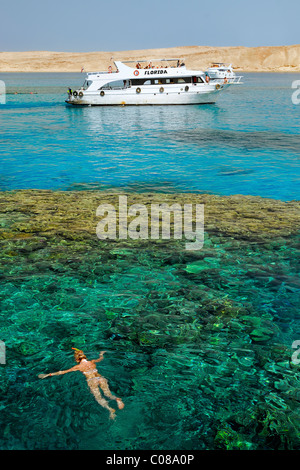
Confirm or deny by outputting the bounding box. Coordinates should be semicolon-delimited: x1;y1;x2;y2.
72;348;87;363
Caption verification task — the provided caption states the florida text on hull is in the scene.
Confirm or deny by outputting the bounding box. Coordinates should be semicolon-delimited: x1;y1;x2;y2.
66;59;242;106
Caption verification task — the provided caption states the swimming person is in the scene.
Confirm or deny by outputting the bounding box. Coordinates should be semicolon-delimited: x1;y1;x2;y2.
38;349;124;420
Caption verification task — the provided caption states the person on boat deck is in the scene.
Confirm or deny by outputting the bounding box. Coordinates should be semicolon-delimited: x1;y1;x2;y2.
38;349;125;421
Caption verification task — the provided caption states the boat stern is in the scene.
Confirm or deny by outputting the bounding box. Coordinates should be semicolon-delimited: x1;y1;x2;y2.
65;87;87;105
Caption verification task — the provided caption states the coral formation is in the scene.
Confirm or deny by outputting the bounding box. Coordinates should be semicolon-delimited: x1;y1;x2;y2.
0;190;299;450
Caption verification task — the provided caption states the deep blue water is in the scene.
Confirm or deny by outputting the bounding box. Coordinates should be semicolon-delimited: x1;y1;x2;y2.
0;72;299;200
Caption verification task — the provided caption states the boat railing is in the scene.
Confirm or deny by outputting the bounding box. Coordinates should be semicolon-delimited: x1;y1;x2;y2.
210;75;243;84
88;71;119;76
230;76;243;84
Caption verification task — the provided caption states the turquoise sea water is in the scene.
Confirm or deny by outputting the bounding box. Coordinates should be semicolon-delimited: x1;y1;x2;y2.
0;72;300;451
0;72;299;199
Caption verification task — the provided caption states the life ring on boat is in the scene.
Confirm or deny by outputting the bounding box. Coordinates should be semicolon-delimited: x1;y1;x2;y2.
79;91;83;97
159;87;164;93
100;90;105;96
73;91;78;97
134;70;139;76
215;84;221;90
108;66;112;73
136;87;141;93
205;75;210;83
185;86;189;92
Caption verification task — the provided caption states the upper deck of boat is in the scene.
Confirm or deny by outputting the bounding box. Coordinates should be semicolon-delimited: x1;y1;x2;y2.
86;58;202;80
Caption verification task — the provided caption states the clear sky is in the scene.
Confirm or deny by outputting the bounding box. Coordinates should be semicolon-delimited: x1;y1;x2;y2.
1;0;299;52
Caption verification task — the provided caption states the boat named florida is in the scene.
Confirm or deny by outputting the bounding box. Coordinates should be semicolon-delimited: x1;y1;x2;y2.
66;58;242;106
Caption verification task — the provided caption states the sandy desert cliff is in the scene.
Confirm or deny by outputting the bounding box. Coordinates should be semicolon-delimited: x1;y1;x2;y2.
0;45;300;72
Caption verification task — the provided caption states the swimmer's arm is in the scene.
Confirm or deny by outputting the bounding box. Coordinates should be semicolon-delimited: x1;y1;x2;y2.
38;365;80;379
93;351;106;363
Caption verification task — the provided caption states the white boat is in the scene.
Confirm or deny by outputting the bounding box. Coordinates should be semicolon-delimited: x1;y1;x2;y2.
66;58;241;106
205;63;243;84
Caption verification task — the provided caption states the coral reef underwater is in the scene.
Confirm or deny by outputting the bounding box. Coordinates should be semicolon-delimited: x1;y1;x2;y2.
0;190;299;450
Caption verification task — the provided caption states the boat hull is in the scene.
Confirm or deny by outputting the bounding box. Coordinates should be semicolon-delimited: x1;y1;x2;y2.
66;86;223;106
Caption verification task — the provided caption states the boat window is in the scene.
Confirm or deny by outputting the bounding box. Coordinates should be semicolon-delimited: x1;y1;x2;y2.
82;80;92;90
192;76;204;83
131;77;192;86
100;80;129;90
131;79;153;86
177;77;192;83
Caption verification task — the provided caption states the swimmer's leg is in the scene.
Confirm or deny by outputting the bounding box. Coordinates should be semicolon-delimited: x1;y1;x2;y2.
88;381;116;420
99;377;125;410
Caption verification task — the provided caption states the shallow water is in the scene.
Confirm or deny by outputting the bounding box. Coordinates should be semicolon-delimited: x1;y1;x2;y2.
0;73;299;450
